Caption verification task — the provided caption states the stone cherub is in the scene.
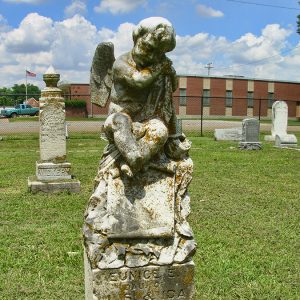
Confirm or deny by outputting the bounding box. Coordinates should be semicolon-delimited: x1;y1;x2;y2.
90;17;190;176
84;17;196;280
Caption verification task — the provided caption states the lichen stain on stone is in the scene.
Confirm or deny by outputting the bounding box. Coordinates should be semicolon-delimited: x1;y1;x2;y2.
54;155;66;163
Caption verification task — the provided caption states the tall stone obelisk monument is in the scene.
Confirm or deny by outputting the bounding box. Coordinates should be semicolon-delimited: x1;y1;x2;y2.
28;66;80;193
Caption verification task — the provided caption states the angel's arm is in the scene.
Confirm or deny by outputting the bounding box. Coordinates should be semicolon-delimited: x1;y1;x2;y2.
113;54;170;89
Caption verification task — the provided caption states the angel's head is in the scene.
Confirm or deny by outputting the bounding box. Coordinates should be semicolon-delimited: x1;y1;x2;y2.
132;17;176;67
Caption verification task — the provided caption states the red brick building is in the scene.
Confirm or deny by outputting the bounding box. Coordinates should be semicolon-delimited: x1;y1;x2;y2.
59;75;300;118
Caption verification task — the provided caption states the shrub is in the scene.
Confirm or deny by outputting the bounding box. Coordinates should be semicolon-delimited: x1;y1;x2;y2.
65;99;86;108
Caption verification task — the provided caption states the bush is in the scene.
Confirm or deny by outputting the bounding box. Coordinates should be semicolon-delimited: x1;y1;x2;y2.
65;99;86;108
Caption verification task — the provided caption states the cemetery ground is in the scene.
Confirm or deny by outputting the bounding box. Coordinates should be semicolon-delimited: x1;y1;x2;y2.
0;132;299;300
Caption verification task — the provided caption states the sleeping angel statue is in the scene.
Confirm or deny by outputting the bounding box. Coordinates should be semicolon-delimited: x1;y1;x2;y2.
90;17;190;177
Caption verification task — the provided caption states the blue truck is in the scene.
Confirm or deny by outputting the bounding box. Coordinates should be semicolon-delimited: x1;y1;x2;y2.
0;104;39;118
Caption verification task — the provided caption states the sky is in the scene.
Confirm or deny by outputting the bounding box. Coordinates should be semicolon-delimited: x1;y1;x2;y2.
0;0;299;88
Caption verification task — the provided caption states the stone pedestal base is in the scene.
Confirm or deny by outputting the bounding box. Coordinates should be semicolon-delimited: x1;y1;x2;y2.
239;142;262;150
36;161;72;181
275;134;298;148
84;250;195;300
28;176;80;194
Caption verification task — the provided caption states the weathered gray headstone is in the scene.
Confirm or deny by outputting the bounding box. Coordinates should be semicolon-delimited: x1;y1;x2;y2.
239;118;262;150
84;17;196;299
214;127;242;141
28;66;80;193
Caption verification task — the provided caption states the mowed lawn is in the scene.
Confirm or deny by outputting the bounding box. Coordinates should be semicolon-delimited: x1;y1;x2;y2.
0;133;299;300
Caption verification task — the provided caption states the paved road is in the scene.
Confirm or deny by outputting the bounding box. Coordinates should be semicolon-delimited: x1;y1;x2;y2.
1;119;299;134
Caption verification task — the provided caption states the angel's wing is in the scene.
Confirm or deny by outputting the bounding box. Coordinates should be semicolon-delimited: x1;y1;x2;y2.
90;42;115;107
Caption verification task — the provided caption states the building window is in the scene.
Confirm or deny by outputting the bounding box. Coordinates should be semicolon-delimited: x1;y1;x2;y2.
179;88;186;106
247;92;254;108
226;90;232;107
203;89;210;107
268;92;274;108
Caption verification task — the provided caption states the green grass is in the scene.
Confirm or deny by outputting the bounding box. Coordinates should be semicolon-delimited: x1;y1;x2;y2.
0;133;299;299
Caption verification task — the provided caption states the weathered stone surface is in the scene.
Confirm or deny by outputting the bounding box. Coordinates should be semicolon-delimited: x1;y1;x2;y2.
28;176;80;193
214;127;242;141
84;17;196;299
265;101;288;141
106;168;175;239
85;249;195;300
39;102;66;161
239;118;261;150
265;101;298;147
28;66;80;193
275;134;298;148
36;161;72;181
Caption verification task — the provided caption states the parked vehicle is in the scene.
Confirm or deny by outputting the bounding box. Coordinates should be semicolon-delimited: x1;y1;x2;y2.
0;104;39;118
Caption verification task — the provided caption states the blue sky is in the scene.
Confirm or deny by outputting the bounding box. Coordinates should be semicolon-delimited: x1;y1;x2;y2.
0;0;299;87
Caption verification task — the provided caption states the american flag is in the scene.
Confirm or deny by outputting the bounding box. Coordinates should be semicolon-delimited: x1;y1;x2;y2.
26;70;36;77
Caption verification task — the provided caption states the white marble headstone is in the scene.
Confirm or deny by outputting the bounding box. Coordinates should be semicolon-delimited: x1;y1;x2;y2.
265;101;288;141
272;101;288;137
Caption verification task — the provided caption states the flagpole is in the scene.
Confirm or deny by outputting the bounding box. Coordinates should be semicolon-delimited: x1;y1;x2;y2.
25;70;28;103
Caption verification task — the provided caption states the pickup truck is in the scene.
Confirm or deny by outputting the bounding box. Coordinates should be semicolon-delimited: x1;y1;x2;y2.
0;104;39;118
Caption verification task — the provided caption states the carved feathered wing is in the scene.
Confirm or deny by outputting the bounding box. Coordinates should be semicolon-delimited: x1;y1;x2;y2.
90;42;115;107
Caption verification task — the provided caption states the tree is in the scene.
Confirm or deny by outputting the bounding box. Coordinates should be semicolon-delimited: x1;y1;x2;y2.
0;84;41;106
0;87;13;106
11;83;41;103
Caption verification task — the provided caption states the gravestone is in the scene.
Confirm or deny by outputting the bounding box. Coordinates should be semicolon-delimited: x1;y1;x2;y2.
264;101;298;147
265;101;288;141
83;17;196;299
239;118;262;150
275;134;298;148
28;66;80;193
214;127;242;141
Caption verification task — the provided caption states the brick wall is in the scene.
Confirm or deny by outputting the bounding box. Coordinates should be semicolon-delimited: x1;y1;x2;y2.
232;80;247;116
67;77;300;118
275;82;300;117
210;78;225;115
186;77;202;115
253;81;268;116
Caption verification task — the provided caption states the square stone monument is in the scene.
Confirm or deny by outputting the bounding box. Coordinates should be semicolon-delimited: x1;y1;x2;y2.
28;66;80;193
239;118;262;150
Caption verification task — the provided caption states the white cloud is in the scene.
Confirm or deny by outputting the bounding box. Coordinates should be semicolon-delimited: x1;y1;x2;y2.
4;13;54;53
196;4;224;18
227;24;292;64
3;0;47;4
51;15;98;71
0;13;299;88
64;0;87;17
98;22;134;57
0;14;11;33
94;0;147;14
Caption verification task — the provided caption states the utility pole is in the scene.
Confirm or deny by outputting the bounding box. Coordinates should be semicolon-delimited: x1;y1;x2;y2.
205;62;214;76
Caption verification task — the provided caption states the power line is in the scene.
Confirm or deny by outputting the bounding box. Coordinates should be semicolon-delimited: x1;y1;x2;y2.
225;0;300;11
205;62;214;76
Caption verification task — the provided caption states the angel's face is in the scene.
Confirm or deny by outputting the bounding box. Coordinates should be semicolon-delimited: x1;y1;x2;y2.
132;32;163;67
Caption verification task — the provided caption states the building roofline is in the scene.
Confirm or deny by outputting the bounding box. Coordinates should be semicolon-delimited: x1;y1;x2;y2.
60;75;300;86
177;74;300;85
